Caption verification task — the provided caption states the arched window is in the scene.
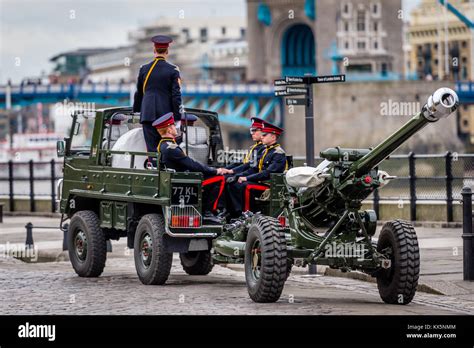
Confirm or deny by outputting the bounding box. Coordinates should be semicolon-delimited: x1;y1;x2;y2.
281;24;316;76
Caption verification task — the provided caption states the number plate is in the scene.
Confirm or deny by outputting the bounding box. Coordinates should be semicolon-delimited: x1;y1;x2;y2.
171;184;199;205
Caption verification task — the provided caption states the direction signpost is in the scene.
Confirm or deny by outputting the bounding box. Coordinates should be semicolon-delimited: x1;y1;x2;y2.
274;74;346;167
274;74;346;275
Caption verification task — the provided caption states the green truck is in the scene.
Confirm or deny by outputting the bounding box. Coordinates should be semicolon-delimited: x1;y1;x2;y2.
57;107;288;297
58;87;459;304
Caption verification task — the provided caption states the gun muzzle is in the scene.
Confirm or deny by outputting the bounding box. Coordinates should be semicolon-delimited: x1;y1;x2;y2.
422;88;459;122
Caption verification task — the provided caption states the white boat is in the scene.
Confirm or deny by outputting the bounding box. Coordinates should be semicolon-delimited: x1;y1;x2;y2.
0;132;63;162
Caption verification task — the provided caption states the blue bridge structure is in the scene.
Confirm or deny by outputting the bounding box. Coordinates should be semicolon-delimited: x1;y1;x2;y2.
1;81;474;128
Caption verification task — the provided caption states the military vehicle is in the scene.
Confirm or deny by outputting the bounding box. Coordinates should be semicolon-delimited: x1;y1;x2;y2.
57;87;459;305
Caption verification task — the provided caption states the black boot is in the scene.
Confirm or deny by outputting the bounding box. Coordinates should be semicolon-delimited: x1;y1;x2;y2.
203;211;225;225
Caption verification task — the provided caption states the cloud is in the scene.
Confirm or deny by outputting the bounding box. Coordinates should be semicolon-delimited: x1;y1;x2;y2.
0;0;245;83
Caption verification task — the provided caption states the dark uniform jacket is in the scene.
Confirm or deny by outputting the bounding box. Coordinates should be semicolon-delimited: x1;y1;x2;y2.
239;143;287;182
158;138;217;176
230;142;265;173
133;58;182;123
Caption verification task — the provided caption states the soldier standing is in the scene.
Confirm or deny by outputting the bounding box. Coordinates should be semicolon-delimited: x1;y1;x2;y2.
133;35;183;165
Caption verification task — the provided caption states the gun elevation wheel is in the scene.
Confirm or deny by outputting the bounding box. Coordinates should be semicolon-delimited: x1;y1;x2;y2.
180;251;214;275
68;210;107;277
134;214;173;285
245;215;287;303
376;220;420;305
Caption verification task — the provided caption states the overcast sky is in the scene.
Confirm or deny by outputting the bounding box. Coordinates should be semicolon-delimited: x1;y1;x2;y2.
0;0;419;84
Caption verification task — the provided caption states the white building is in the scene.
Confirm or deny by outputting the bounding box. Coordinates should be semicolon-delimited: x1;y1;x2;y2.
86;46;134;84
204;40;248;83
129;16;247;83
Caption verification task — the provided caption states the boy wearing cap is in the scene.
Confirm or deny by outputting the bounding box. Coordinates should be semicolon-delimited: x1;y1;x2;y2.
153;113;232;223
226;117;265;173
133;35;183;165
225;121;287;218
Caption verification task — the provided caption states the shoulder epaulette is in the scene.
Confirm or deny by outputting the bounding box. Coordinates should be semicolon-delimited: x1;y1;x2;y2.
166;142;178;150
274;146;285;154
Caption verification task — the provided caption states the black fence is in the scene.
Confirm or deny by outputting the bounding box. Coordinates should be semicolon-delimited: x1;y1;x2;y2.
0;159;63;213
0;153;473;222
294;152;474;222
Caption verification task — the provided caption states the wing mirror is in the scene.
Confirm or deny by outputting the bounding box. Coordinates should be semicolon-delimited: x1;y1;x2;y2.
56;140;65;157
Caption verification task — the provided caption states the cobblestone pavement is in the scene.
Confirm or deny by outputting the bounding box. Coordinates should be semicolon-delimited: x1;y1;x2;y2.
1;255;473;315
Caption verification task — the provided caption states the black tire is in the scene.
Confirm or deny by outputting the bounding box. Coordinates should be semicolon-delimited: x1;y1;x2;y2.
68;210;107;277
244;215;287;303
134;214;172;285
376;220;420;305
179;251;214;275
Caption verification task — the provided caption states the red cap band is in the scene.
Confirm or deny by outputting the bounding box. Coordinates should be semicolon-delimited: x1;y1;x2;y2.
154;43;170;49
262;126;283;136
154;117;175;129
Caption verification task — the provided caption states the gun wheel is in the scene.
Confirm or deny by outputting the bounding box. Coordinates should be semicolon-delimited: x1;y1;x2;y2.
180;251;214;275
134;214;172;285
245;215;287;303
376;220;420;305
68;210;107;277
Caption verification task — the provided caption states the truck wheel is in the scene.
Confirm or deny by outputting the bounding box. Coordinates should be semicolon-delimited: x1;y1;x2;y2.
134;214;172;285
68;210;107;277
376;220;420;305
244;215;287;303
179;251;214;275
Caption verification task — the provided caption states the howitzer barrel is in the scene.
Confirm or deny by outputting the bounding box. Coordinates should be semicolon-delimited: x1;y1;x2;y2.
349;88;459;176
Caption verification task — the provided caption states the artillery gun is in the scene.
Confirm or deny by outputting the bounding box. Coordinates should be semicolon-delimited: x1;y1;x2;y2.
232;87;459;304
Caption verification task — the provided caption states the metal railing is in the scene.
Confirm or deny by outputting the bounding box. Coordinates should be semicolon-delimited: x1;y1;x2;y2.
0;159;63;213
294;152;474;222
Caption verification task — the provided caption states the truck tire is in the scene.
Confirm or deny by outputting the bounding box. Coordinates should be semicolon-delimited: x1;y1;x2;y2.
179;251;214;275
134;214;172;285
244;215;287;303
68;210;107;277
376;220;420;305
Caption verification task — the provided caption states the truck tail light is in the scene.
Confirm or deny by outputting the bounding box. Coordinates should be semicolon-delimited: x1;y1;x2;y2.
170;206;202;228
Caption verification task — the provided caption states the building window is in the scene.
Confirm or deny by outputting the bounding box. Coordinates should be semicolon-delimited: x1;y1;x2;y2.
374;40;378;49
343;2;350;15
342;2;352;18
357;10;366;31
182;28;190;43
200;28;208;43
344;21;349;31
357;40;366;50
240;28;246;38
462;41;468;48
371;2;381;16
373;21;378;32
345;40;350;49
221;27;226;36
